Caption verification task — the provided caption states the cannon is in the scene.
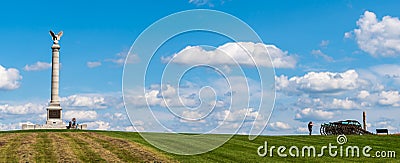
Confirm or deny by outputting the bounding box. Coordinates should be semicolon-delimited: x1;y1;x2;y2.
320;120;373;135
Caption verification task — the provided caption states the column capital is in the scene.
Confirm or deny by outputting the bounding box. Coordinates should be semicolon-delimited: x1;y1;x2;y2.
51;44;61;49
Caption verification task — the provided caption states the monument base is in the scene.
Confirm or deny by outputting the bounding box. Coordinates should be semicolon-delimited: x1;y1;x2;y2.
46;118;64;125
21;105;88;130
21;123;87;130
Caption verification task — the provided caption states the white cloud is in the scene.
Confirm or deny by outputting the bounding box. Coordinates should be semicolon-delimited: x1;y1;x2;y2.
296;127;309;133
295;108;334;122
64;110;97;121
215;108;259;122
130;120;145;132
86;61;101;68
292;96;361;110
125;84;199;108
357;90;370;99
188;0;224;7
106;51;139;66
189;0;209;5
0;122;22;130
278;70;363;94
0;103;45;115
61;94;107;109
275;75;290;91
349;11;400;57
124;125;137;132
372;119;398;133
269;121;291;131
0;65;22;90
311;49;333;62
378;90;400;107
370;64;400;84
319;40;330;48
24;61;51;71
113;112;126;120
330;98;359;109
344;32;353;39
162;42;297;68
180;110;205;122
104;112;127;121
86;120;110;130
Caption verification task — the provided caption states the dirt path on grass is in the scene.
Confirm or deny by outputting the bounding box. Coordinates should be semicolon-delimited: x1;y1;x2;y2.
66;132;122;162
0;133;29;162
78;132;173;162
0;133;17;148
0;132;175;162
34;132;59;162
48;132;80;162
17;133;37;162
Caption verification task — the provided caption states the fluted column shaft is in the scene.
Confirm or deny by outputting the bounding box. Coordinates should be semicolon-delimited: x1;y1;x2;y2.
50;44;60;106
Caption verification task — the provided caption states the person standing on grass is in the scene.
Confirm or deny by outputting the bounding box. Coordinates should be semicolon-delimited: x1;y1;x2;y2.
308;121;313;135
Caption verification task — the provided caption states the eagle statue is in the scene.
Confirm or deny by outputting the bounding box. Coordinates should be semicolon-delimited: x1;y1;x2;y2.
49;30;63;44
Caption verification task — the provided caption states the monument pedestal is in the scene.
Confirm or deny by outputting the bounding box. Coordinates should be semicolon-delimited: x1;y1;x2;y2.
46;105;63;125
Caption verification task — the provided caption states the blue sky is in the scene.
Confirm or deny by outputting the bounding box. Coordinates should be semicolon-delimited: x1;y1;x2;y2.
1;0;400;135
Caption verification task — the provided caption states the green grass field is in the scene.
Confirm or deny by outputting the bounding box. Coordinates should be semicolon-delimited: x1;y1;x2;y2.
0;130;398;162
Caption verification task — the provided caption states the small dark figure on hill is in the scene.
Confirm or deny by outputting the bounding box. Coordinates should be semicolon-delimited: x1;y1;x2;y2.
308;121;313;135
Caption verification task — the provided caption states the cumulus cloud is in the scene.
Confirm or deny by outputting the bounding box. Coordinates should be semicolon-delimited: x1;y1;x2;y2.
371;119;398;133
277;70;363;94
294;96;362;110
319;40;330;48
295;108;334;122
86;61;101;68
130;120;145;132
124;125;137;132
104;112;127;121
125;84;199;108
348;11;400;57
0;122;22;130
296;127;309;134
106;51;139;66
86;120;110;130
330;98;360;109
162;42;297;68
189;0;210;6
64;110;98;121
357;90;370;99
0;103;45;115
188;0;225;7
344;32;353;39
215;108;259;122
61;94;107;109
0;65;22;90
370;64;400;84
378;90;400;107
269;121;291;131
180;110;205;122
24;61;51;71
311;49;333;62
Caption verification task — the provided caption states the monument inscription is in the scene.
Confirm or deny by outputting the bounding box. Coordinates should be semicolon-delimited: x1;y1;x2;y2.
49;110;61;119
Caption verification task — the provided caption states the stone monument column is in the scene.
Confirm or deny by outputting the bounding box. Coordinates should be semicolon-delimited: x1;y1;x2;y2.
50;43;61;105
46;30;64;125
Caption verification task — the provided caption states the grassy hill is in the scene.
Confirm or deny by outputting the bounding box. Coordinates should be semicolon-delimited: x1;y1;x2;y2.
0;130;398;162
